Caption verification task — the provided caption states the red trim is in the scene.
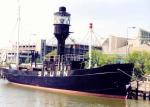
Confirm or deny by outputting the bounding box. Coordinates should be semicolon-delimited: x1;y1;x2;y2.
10;82;126;99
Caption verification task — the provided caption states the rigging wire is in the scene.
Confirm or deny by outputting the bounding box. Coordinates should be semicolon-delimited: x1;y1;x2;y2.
81;24;102;48
81;31;90;45
68;36;76;44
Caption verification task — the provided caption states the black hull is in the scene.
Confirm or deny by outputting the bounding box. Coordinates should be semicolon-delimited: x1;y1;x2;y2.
4;63;133;98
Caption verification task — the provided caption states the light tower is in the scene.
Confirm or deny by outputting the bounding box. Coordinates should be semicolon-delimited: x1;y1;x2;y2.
54;6;71;56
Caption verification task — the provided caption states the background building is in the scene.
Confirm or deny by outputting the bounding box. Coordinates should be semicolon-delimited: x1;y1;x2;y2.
0;39;102;64
128;28;150;53
0;44;37;64
102;28;150;55
0;28;149;64
102;35;127;54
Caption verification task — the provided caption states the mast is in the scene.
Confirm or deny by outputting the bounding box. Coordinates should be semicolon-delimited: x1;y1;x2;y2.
88;23;93;68
16;0;21;66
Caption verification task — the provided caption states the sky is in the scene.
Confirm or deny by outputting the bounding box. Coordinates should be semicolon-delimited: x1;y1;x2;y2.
0;0;150;48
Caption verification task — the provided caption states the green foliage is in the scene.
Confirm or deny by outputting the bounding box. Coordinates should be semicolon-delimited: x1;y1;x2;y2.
25;57;30;63
85;50;118;67
45;50;57;57
144;60;150;74
125;51;150;76
36;58;41;63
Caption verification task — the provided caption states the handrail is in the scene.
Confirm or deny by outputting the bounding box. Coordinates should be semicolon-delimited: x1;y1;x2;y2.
117;68;132;78
45;54;85;62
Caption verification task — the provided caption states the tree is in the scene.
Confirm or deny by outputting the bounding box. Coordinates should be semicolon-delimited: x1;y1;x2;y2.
85;50;118;67
36;58;41;63
144;60;150;74
45;50;57;58
25;57;30;63
125;51;150;76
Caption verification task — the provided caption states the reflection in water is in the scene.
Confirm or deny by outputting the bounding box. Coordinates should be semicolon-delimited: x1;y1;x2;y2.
0;80;150;107
126;99;150;107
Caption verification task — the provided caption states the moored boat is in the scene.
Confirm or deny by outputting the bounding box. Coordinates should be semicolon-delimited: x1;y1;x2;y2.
4;63;133;97
3;6;134;98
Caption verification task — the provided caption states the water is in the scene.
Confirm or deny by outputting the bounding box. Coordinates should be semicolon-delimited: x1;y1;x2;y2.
0;79;150;107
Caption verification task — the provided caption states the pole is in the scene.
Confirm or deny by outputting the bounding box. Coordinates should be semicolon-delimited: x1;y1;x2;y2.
88;23;93;68
135;80;139;100
16;0;21;66
126;28;129;56
126;27;136;56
